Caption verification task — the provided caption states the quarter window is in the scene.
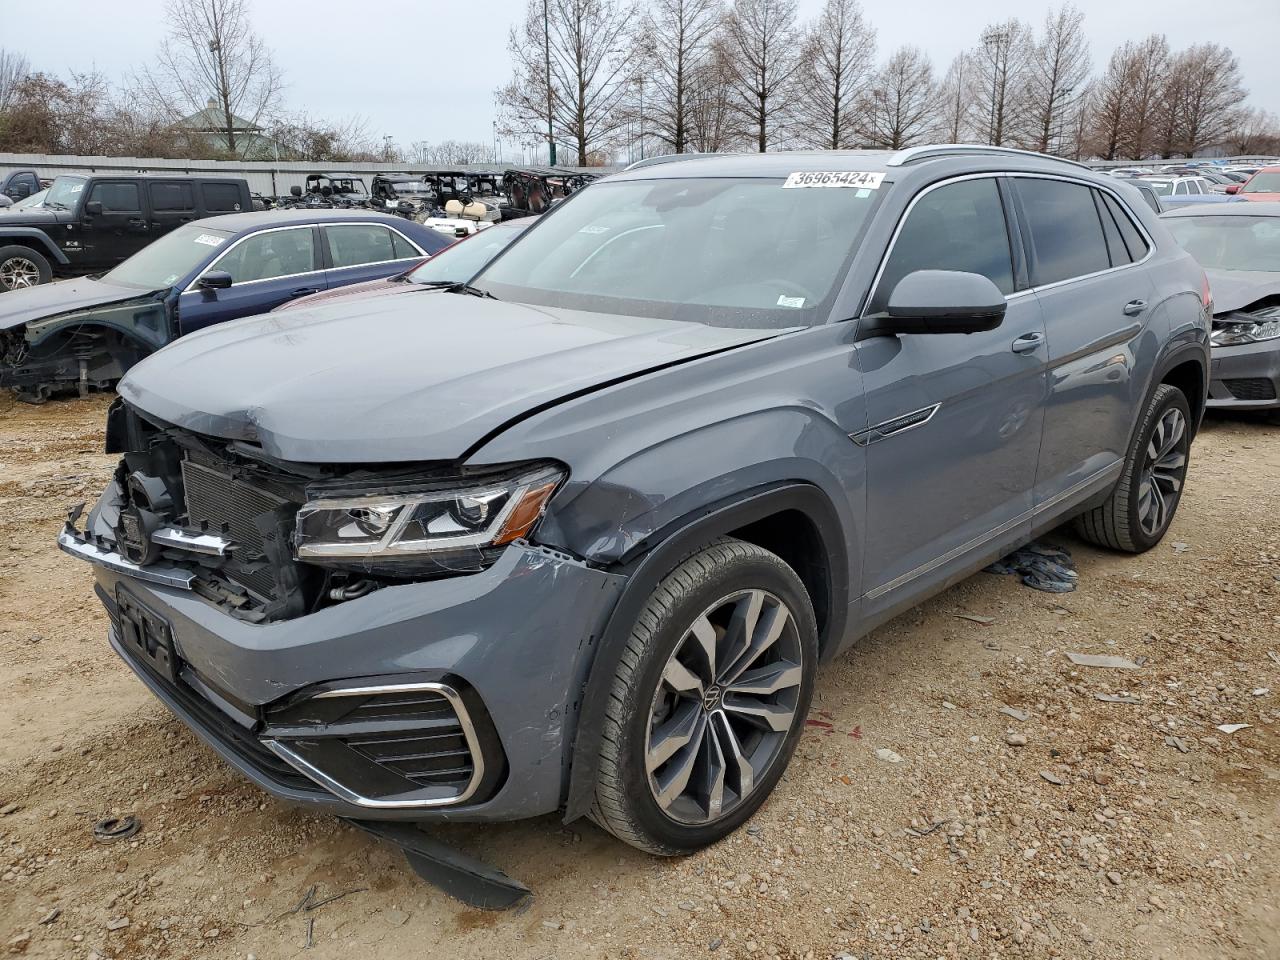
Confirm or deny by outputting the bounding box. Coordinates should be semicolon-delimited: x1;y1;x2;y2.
1101;193;1150;262
200;182;243;212
88;182;141;213
1093;191;1131;267
213;228;316;283
391;231;420;260
326;224;398;268
1014;178;1109;286
870;177;1015;312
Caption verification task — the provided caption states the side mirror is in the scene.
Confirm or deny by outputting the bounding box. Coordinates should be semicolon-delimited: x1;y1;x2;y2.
84;200;103;216
290;185;303;197
197;270;233;290
1224;184;1240;195
863;270;1007;337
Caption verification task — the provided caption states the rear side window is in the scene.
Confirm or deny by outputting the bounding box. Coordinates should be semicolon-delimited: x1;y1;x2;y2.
200;182;244;212
1101;193;1150;263
1093;191;1130;267
1015;178;1109;286
871;177;1015;312
89;182;142;213
149;182;195;212
391;231;420;259
326;224;397;267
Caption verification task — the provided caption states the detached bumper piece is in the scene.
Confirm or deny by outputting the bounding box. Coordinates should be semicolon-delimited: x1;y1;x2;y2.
59;505;196;590
346;819;530;910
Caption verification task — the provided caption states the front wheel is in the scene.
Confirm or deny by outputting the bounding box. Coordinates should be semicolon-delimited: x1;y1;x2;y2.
1075;383;1192;552
590;539;817;855
0;245;52;291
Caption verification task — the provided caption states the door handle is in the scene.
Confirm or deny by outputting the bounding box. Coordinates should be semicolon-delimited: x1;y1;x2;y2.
1122;299;1147;316
290;287;319;298
1011;332;1045;354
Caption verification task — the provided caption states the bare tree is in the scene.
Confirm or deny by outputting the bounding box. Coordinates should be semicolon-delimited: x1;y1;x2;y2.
133;0;282;159
409;140;498;164
631;0;724;154
270;113;379;162
720;0;802;151
793;0;876;149
935;53;977;143
0;49;30;115
1025;4;1090;154
971;19;1032;147
1116;34;1169;159
858;46;936;150
1167;43;1246;157
497;0;633;166
1088;48;1128;160
1224;108;1280;156
1064;80;1095;160
685;40;738;151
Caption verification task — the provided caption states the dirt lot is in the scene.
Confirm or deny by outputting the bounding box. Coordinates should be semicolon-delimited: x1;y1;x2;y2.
0;392;1277;960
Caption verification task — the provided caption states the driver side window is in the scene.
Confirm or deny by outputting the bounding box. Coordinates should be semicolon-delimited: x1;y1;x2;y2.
869;178;1015;314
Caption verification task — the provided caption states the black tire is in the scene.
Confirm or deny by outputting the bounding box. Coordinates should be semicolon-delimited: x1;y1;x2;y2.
1074;383;1192;553
590;538;818;855
0;245;52;291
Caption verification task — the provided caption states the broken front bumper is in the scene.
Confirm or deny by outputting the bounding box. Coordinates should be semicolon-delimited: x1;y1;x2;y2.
65;506;627;822
1208;339;1280;410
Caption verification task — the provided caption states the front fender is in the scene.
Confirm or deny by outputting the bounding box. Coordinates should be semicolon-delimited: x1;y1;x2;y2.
23;291;173;353
0;228;68;264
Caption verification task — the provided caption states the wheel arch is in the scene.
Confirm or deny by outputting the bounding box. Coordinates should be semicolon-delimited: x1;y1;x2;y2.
561;481;849;823
0;231;69;265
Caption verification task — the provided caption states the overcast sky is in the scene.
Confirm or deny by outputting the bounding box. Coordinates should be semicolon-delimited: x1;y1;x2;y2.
15;0;1280;152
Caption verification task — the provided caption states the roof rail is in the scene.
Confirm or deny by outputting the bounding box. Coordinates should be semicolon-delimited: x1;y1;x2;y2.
887;144;1089;170
623;152;729;172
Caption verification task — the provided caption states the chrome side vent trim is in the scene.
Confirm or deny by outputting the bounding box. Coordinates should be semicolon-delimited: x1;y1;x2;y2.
850;403;941;446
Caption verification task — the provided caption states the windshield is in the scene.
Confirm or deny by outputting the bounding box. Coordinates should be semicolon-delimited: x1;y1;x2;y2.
406;224;527;284
1165;216;1280;273
393;182;432;195
474;176;881;328
1143;180;1174;196
13;189;47;210
1242;172;1280;194
43;176;87;210
103;223;233;288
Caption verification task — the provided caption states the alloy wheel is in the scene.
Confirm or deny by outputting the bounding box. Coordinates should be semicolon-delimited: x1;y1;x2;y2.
1137;407;1187;537
645;589;804;825
0;256;41;290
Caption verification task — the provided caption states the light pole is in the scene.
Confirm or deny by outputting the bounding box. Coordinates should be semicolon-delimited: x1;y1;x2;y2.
493;120;499;164
543;0;556;166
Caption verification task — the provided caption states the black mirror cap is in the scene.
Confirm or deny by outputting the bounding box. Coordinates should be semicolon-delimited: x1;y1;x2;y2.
868;269;1008;336
197;270;233;290
84;200;104;216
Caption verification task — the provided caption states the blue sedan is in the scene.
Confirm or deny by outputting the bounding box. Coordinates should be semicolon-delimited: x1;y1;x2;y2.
0;210;451;402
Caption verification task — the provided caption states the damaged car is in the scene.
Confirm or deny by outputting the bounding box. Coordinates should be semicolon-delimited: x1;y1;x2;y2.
61;149;1208;871
1162;204;1280;418
1;209;449;402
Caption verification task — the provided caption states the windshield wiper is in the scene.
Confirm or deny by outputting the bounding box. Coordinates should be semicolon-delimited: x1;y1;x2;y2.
416;281;499;299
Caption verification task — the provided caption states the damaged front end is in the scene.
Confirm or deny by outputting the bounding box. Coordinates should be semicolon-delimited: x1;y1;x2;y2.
61;400;567;625
1;291;170;403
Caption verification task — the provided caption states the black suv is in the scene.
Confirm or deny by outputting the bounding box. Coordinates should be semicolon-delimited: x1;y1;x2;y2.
0;174;253;291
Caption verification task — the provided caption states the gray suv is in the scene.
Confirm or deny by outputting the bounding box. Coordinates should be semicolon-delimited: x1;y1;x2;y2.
62;147;1209;857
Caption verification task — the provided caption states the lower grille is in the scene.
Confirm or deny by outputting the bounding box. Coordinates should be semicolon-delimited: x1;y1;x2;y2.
1223;378;1277;401
181;457;291;599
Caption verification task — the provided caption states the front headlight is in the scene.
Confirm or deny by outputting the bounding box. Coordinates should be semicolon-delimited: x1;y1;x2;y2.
1211;307;1280;346
294;464;564;567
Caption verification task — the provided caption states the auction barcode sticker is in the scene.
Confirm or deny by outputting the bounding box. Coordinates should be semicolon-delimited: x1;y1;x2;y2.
193;234;226;246
783;171;885;189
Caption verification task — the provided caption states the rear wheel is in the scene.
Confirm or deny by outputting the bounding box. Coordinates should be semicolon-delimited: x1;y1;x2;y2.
1075;384;1191;552
0;245;52;291
591;539;817;855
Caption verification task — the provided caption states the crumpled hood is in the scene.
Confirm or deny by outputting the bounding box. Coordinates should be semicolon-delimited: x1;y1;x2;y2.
0;276;158;332
119;294;787;463
1206;269;1280;315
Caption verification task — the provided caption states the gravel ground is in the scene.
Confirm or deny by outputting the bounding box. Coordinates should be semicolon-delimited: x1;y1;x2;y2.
0;393;1276;960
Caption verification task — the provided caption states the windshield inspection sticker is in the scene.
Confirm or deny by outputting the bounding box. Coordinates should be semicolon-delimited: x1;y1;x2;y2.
783;171;884;190
193;234;226;247
777;295;806;308
579;225;610;234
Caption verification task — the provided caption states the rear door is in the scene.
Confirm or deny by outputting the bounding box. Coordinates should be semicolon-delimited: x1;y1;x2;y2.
147;181;199;237
856;175;1048;611
1010;176;1157;516
322;222;425;288
177;225;327;334
80;180;152;268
